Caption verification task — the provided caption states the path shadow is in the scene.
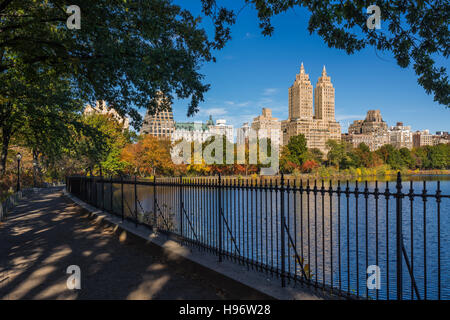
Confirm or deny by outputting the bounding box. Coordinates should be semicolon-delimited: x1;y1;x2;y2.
0;189;236;300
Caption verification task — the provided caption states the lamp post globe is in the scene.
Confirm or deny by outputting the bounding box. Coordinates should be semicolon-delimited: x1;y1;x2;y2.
16;153;22;192
32;158;38;188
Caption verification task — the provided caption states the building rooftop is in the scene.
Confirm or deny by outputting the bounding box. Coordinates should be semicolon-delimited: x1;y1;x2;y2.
175;122;209;131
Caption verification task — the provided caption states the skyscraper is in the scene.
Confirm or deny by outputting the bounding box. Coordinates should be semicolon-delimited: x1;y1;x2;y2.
282;64;341;154
288;63;313;120
140;93;175;139
314;66;335;121
140;109;175;139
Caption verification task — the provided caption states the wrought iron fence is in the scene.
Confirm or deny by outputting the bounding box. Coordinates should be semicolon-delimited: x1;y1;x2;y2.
66;173;450;300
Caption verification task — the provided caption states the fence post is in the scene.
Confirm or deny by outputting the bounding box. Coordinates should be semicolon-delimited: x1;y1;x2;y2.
90;176;93;204
134;175;138;227
218;173;223;263
82;176;85;200
179;175;183;238
153;175;157;228
396;172;403;300
280;173;286;287
86;176;89;202
121;175;124;221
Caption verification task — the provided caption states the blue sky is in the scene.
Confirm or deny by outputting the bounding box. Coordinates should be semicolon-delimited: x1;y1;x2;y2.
141;1;449;134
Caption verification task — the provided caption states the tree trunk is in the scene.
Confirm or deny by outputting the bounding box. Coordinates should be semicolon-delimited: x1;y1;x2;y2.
0;131;10;176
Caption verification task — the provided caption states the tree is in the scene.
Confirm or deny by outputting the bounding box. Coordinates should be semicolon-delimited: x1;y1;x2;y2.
200;0;449;106
72;113;134;176
377;144;395;164
428;144;448;169
0;0;225;126
301;159;319;173
282;134;308;168
326;140;346;169
121;135;174;176
388;148;404;170
307;148;324;164
411;146;431;169
399;147;415;169
0;62;81;175
353;143;382;168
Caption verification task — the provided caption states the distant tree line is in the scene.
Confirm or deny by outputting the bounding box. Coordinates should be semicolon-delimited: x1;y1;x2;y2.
280;134;450;176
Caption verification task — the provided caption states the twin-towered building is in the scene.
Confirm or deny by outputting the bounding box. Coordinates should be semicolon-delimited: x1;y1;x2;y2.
281;63;341;154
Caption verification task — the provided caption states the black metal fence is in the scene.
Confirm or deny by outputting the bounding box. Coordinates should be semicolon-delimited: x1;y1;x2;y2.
66;173;450;300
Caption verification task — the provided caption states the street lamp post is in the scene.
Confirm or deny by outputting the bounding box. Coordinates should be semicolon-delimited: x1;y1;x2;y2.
16;153;22;192
32;159;38;188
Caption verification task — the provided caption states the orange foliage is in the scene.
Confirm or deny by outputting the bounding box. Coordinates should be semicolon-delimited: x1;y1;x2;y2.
301;160;319;173
121;135;176;176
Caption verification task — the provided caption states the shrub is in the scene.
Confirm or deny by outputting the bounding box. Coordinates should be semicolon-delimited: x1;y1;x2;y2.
301;160;319;173
293;168;302;178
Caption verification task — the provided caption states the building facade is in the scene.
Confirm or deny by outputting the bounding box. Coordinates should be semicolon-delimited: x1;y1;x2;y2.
345;110;389;151
237;122;251;145
208;118;234;142
348;110;388;135
172;122;210;142
433;131;450;145
389;122;413;149
282;64;341;154
413;130;434;148
84;100;130;129
342;133;389;152
140;109;175;139
251;108;282;146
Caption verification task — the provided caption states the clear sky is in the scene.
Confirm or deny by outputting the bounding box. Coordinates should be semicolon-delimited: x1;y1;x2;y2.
142;1;449;134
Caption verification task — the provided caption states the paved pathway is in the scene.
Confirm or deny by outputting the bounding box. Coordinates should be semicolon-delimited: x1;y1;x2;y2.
0;188;235;299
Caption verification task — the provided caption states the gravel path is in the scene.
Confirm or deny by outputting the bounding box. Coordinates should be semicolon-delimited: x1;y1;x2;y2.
0;188;234;300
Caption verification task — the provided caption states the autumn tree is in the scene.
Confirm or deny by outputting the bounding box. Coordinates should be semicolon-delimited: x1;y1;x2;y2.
281;134;309;168
326;140;346;169
121;135;174;176
307;148;324;164
0;62;81;175
72;113;135;176
0;0;229;126
352;143;382;168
